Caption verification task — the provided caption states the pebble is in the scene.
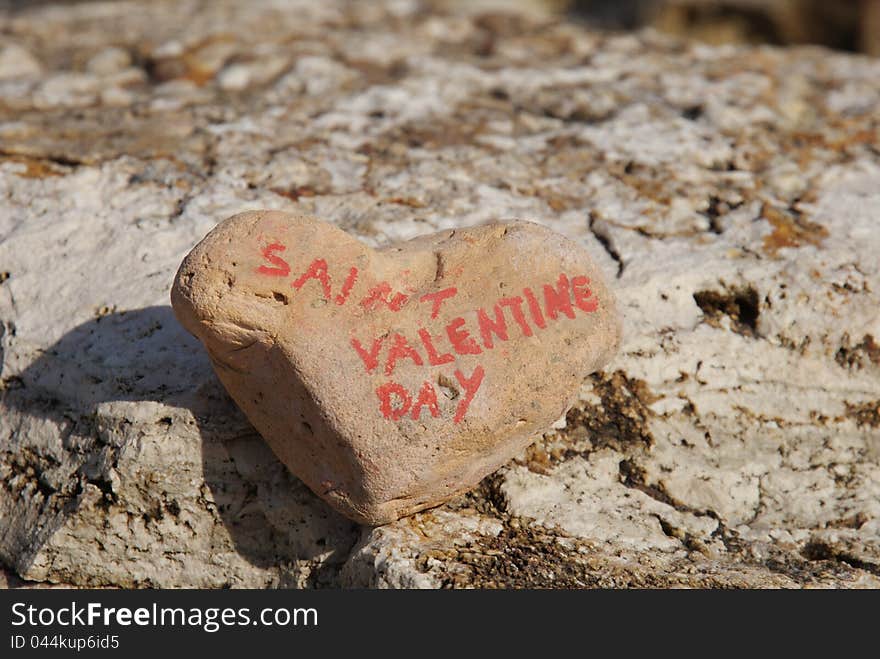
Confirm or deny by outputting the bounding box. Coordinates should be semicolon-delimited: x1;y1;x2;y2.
171;211;621;524
217;56;290;91
33;72;99;109
0;44;43;80
85;47;132;76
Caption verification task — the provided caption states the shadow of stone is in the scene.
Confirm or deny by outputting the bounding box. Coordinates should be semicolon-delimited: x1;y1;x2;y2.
0;305;359;586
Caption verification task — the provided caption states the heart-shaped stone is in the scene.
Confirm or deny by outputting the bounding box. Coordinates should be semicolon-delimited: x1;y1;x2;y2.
172;211;621;524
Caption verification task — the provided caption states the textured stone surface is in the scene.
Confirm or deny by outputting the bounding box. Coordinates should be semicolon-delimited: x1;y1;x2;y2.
172;212;619;524
1;0;879;588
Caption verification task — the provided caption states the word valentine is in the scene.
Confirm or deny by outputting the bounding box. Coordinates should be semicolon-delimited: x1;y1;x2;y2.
256;244;600;424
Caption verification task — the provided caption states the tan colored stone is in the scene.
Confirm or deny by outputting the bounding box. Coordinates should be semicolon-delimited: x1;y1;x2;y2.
171;211;621;524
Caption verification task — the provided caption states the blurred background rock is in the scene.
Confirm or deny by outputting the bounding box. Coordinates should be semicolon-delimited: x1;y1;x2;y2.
437;0;880;55
2;1;877;55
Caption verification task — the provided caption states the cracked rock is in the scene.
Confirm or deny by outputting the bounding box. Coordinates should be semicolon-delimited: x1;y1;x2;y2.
0;0;879;588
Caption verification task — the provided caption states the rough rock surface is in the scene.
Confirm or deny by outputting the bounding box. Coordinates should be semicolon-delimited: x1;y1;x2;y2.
1;0;878;588
172;212;619;524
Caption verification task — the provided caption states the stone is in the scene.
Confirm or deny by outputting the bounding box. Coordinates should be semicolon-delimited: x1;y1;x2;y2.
32;73;99;109
171;211;621;524
1;0;880;589
0;44;42;80
217;56;290;91
85;47;132;76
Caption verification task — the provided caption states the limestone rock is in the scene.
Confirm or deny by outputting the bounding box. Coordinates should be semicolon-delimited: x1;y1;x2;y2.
172;212;620;524
1;0;879;588
0;43;42;80
86;48;133;77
